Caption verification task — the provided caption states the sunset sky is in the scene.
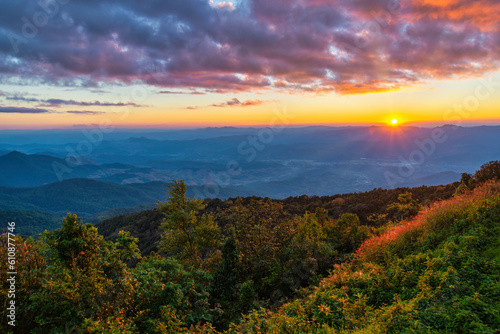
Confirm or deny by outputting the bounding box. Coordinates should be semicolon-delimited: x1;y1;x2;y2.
0;0;499;129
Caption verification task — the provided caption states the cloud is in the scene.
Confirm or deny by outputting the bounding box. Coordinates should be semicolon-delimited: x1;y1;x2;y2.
211;98;267;107
187;97;271;109
6;96;140;107
0;106;50;113
158;90;206;95
65;110;106;115
407;0;500;31
5;96;39;103
0;0;498;94
211;1;235;10
41;99;140;108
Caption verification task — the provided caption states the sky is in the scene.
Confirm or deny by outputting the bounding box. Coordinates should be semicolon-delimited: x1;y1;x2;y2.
0;0;499;129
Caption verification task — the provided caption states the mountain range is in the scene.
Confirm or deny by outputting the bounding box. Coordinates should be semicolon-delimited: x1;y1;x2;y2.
0;125;498;235
2;125;499;195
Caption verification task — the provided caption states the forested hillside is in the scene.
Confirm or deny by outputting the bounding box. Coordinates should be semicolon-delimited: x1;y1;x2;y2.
97;182;457;256
0;210;61;238
230;182;500;333
0;178;254;220
0;161;499;333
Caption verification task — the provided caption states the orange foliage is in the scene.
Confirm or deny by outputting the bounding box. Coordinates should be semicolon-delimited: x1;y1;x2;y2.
355;210;428;262
355;180;500;262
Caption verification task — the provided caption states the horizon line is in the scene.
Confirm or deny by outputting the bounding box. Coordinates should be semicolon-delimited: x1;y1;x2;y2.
1;121;500;131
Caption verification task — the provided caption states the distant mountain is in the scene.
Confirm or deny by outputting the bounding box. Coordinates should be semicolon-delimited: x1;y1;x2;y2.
0;126;498;195
403;171;461;188
85;203;157;225
0;151;77;187
0;209;61;238
0;178;260;218
0;151;171;187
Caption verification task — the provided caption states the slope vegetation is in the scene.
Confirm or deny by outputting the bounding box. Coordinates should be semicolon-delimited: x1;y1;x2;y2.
231;181;500;333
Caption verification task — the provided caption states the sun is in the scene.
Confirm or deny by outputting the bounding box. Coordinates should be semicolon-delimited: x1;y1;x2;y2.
390;118;398;126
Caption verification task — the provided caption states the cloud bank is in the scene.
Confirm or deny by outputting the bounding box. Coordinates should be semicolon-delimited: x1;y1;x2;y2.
0;106;50;113
0;0;498;94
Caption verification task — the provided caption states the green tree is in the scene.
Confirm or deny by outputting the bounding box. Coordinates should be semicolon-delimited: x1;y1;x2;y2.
474;160;500;183
30;213;138;333
0;234;46;333
279;208;338;299
333;213;371;255
115;230;142;262
224;198;294;296
386;192;422;221
209;233;243;330
158;180;222;271
132;253;212;333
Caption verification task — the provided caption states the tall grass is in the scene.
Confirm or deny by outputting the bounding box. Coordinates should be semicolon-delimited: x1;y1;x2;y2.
355;181;500;263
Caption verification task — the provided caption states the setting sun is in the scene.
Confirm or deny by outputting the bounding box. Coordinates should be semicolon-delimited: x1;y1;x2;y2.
391;118;398;125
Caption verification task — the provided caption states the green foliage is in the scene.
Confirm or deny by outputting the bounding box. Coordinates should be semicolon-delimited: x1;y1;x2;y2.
96;183;457;260
474;160;500;183
158;180;223;271
455;172;475;195
386;192;422;221
115;230;142;261
27;214;139;333
210;234;243;329
0;234;46;333
97;208;164;256
334;213;371;254
132;253;212;332
3;175;497;333
229;182;500;333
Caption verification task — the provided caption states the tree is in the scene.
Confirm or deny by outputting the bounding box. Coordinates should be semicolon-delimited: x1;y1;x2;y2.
158;180;222;271
474;160;500;183
455;173;475;195
115;230;142;262
30;213;138;333
386;192;422;221
209;233;243;330
132;253;212;333
222;198;294;290
333;213;371;254
0;234;46;333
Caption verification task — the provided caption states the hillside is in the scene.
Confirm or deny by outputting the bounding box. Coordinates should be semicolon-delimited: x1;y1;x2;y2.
0;209;61;238
230;181;500;333
1;162;498;333
97;183;458;256
0;151;171;187
0;178;257;219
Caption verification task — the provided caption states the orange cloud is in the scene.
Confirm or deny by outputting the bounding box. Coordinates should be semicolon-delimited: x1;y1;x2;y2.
409;0;500;31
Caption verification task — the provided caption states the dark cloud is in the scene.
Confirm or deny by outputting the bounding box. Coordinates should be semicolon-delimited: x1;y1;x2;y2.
0;0;498;94
41;99;140;107
6;96;40;103
6;96;140;107
0;106;50;113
